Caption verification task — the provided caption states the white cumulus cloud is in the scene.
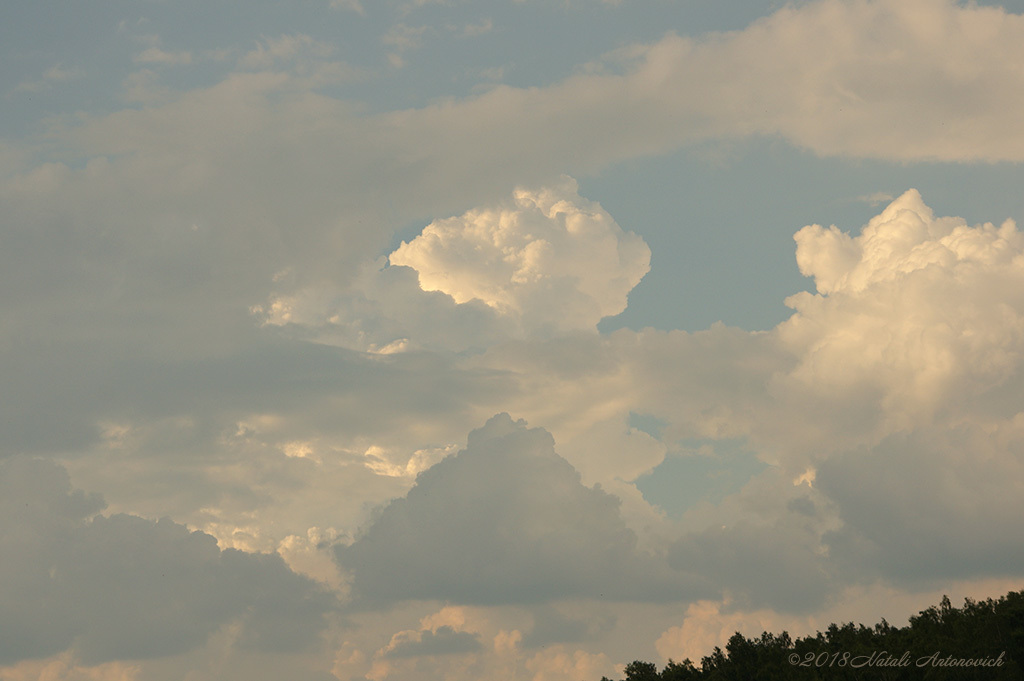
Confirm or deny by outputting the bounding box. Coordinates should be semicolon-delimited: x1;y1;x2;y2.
778;189;1024;427
254;178;650;352
389;177;650;337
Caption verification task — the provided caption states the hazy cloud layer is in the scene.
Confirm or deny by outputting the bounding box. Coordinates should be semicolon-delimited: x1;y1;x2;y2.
819;423;1024;584
0;457;336;666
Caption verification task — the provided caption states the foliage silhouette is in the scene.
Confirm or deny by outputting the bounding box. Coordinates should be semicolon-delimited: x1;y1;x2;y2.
599;589;1024;680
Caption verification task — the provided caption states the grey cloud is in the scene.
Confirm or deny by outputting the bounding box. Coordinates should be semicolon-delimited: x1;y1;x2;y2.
336;413;703;606
0;458;106;663
521;606;616;648
668;517;834;614
383;626;482;658
0;457;337;666
786;496;817;518
256;261;513;354
818;425;1024;586
0;306;534;588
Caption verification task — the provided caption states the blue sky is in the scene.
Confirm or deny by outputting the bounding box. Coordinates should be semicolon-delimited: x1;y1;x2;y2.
4;1;1024;680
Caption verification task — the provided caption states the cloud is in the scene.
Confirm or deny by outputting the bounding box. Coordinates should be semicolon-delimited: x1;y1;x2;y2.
134;47;193;66
332;604;535;681
373;0;1024;171
420;183;1024;611
242;186;1024;567
382;626;482;658
525;647;616;681
15;0;1021;390
0;457;336;666
15;64;84;93
668;517;834;613
819;422;1024;584
252;257;514;354
336;414;700;606
460;19;493;37
7;3;1024;341
648;189;1024;604
239;34;334;70
645;191;1024;610
856;191;895;207
521;607;616;648
0;653;141;681
6;3;1024;671
330;0;366;14
465;325;788;493
654;577;1024;674
655;599;799;667
776;189;1024;430
48;179;1016;626
389;177;650;337
382;24;430;53
255;178;650;351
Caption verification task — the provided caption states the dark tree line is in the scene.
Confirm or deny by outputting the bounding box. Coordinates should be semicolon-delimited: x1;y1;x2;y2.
600;589;1024;680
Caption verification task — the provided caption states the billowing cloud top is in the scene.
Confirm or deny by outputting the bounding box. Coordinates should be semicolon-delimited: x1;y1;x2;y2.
793;189;1022;296
255;178;650;352
336;414;698;606
389;177;651;337
779;189;1024;423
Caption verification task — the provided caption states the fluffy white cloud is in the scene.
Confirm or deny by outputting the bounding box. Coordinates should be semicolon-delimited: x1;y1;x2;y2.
4;183;1024;679
6;1;1021;444
777;189;1024;433
6;3;1024;367
255;178;650;351
390;177;649;336
434;190;1024;619
20;0;1020;375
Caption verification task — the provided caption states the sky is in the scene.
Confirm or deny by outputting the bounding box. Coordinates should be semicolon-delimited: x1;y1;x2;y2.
3;0;1024;679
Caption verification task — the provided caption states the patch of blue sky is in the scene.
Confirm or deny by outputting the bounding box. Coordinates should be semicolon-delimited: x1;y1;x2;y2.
635;436;769;518
1;0;790;136
588;138;1024;333
628;411;667;440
